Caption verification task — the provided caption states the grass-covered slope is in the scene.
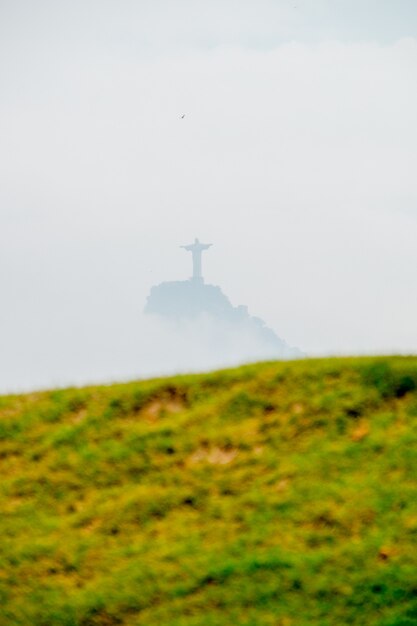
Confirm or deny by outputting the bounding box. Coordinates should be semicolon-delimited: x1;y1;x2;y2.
1;357;417;626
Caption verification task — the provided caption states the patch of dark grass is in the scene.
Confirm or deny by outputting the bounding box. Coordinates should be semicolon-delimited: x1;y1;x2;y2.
222;391;275;420
361;361;417;399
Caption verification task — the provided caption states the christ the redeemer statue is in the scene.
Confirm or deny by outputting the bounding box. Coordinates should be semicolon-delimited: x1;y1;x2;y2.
181;238;212;282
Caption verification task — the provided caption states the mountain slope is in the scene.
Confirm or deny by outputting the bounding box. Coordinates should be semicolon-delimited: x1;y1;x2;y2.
1;357;417;626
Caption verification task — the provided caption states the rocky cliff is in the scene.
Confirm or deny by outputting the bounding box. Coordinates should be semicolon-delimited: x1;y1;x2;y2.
145;278;302;359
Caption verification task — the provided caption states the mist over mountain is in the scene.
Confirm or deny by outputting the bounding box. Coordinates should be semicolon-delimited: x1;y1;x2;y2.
144;239;302;365
1;0;416;393
0;240;300;394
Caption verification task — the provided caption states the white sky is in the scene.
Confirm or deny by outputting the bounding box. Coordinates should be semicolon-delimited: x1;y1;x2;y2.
1;0;417;391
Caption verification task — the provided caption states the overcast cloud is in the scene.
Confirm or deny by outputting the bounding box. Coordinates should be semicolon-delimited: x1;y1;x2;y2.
1;1;416;392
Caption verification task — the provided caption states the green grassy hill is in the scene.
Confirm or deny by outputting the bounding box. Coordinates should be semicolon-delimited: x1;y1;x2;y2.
1;357;417;626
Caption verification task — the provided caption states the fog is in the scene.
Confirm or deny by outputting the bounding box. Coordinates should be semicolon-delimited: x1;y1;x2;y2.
1;1;417;392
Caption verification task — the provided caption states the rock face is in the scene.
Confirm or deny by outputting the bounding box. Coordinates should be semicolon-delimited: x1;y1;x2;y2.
144;278;302;360
145;280;238;320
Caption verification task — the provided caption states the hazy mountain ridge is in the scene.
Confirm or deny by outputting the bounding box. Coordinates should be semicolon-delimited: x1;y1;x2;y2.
1;357;417;625
145;278;302;359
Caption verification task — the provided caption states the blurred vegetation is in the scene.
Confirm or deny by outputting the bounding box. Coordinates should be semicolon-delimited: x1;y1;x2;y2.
1;357;417;625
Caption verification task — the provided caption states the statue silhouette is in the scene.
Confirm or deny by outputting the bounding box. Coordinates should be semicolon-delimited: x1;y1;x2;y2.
181;238;212;282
